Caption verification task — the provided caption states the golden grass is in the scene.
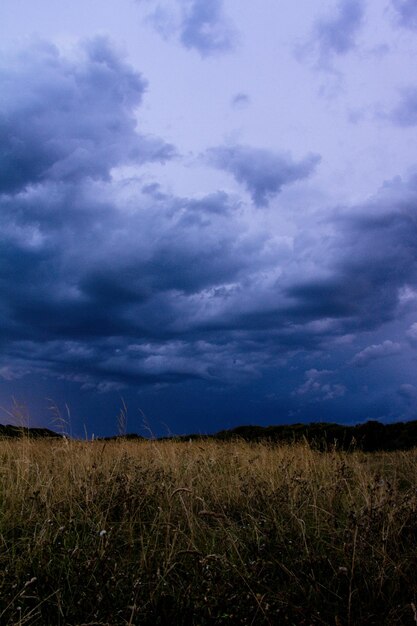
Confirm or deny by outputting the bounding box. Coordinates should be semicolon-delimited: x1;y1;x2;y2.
1;437;417;624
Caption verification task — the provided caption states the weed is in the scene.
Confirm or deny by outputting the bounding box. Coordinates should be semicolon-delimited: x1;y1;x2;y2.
0;439;417;624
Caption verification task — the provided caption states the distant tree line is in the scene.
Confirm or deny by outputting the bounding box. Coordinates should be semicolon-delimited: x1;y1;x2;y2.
0;424;62;439
3;419;417;452
210;420;417;452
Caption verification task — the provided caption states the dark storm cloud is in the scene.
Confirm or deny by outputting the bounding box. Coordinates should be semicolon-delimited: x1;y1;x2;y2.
0;180;256;345
0;37;175;194
392;0;417;29
206;145;321;206
0;68;277;386
3;167;417;390
2;38;417;405
389;87;417;126
138;0;237;57
314;0;364;58
284;175;417;333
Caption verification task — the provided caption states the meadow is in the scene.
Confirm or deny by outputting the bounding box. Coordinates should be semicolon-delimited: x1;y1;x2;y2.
1;437;417;625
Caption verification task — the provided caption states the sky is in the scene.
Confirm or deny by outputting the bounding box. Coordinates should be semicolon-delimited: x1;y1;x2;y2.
1;0;417;437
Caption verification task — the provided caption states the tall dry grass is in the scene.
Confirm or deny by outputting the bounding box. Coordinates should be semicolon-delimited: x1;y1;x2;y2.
1;437;417;625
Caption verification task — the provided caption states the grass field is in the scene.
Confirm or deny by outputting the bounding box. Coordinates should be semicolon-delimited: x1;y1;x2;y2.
1;437;417;625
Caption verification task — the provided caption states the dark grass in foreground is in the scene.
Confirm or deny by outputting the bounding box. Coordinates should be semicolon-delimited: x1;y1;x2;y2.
1;439;417;625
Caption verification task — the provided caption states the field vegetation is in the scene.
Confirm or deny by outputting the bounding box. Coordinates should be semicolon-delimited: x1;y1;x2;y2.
1;437;417;624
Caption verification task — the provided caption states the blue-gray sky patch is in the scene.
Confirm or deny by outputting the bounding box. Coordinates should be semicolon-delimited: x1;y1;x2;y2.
315;0;364;57
392;0;417;30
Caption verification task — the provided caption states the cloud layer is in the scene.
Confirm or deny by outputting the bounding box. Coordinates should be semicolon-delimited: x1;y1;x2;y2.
2;37;417;431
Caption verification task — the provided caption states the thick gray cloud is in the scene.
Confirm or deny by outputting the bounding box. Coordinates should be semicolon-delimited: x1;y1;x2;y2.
206;145;321;207
392;0;417;29
315;0;364;57
0;37;175;195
